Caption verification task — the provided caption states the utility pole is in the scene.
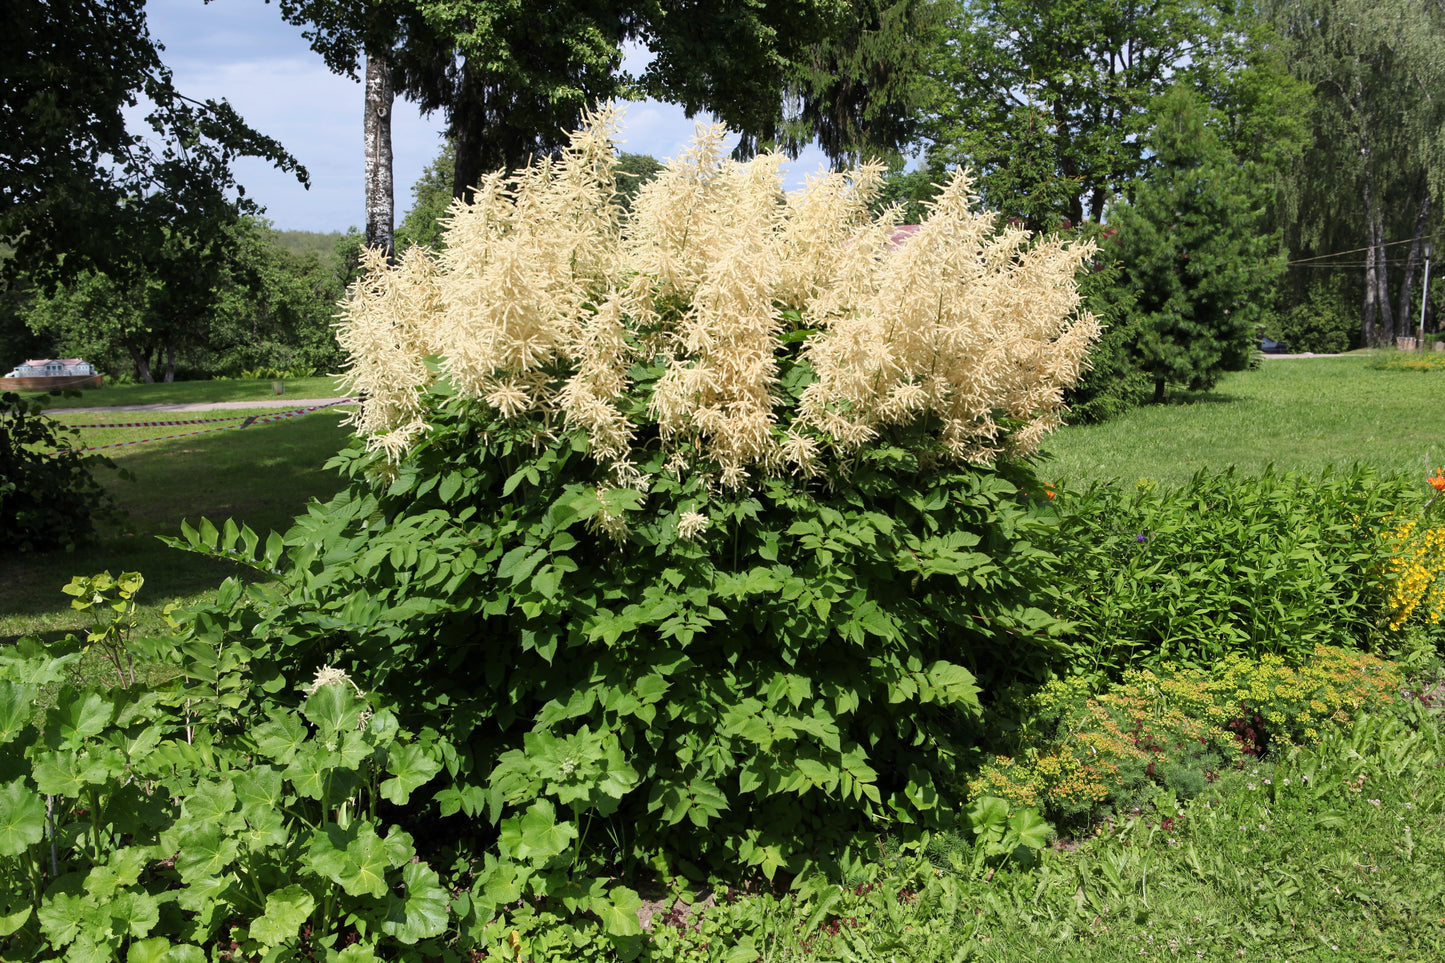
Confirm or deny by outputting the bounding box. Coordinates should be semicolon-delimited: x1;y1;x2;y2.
1420;242;1433;351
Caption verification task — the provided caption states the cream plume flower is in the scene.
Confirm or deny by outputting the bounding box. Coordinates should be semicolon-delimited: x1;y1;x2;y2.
333;110;1099;482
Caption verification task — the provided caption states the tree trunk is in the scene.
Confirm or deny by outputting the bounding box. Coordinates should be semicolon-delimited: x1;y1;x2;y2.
130;348;154;384
364;51;395;262
1396;187;1432;339
1373;205;1395;345
163;342;176;383
1362;175;1386;347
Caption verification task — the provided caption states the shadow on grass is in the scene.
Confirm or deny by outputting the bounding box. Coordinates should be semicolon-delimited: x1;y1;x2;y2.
1;412;350;646
1163;390;1244;406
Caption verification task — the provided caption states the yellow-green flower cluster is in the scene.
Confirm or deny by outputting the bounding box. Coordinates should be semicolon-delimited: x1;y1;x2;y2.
967;646;1403;824
1379;516;1445;630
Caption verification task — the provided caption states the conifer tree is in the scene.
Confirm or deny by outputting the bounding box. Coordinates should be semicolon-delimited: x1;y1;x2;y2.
1108;86;1283;403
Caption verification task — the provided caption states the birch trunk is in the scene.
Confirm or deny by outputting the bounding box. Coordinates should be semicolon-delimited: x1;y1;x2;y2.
1362;177;1380;347
364;51;395;262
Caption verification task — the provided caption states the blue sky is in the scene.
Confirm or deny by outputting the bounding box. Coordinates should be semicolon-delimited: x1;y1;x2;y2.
143;0;830;233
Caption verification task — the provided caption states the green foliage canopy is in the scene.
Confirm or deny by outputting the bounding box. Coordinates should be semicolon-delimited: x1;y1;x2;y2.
929;0;1308;231
0;0;304;292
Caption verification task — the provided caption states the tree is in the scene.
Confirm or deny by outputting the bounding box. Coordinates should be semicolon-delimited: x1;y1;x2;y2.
1268;0;1445;347
928;0;1307;231
1;0;304;292
395;141;456;251
736;0;952;168
613;152;665;213
25;217;345;382
277;1;910;220
1107;87;1284;403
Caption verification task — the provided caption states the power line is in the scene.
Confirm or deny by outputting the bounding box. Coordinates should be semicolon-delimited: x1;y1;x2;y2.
1288;234;1440;266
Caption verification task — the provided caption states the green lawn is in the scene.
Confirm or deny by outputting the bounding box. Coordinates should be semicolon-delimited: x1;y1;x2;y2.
0;403;352;646
1042;354;1445;488
25;375;346;408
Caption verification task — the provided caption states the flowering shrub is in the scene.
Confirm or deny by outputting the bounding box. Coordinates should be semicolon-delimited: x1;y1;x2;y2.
170;111;1100;920
969;647;1404;828
1378;471;1445;631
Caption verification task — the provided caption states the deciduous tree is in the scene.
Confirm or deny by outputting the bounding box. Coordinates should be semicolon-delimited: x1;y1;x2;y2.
1268;0;1445;347
929;0;1306;231
1;0;304;290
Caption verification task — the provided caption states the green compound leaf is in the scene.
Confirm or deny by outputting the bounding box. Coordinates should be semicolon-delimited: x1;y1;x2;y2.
0;778;45;856
248;885;315;946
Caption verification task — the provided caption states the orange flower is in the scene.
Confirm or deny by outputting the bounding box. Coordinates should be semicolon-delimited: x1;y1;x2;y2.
1045;485;1056;500
1430;468;1445;492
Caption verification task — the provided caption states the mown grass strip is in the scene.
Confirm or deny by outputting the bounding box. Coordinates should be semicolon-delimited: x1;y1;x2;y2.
1045;354;1445;488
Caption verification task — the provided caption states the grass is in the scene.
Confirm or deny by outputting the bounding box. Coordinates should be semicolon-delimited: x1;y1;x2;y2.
709;709;1445;962
1042;354;1445;488
0;401;352;647
24;375;345;408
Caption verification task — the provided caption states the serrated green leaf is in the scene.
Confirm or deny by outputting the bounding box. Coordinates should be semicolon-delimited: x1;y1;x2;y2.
249;885;315;946
1008;808;1053;851
173;825;239;882
251;713;309;764
591;884;642;936
380;743;443;805
0;896;30;938
108;889;159;938
124;936;172;963
37;891;91;947
380;861;449;943
0;682;35;744
305;823;391;898
0;778;45;856
49;691;113;746
303;683;363;736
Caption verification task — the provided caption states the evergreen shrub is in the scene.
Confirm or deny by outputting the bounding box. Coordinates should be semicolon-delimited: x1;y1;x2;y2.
173;109;1100;897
